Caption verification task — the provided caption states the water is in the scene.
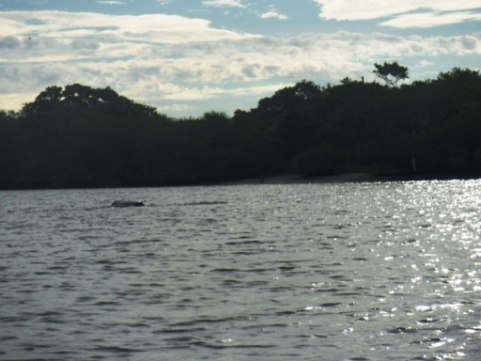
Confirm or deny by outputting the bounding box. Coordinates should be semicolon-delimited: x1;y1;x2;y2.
1;180;481;361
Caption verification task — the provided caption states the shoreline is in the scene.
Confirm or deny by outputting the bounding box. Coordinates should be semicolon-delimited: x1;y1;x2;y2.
2;172;480;191
223;173;377;185
223;172;481;185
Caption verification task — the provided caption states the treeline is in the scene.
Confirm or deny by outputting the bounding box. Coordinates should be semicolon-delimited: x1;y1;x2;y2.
1;67;481;189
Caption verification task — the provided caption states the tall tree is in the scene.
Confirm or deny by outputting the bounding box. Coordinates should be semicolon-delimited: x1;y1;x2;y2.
373;62;409;87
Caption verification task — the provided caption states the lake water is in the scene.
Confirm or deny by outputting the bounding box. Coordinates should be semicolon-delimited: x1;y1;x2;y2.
1;180;481;361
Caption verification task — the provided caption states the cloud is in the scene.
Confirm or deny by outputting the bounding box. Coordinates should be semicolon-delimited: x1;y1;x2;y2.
381;11;481;29
0;10;259;44
417;60;433;68
1;10;481;116
0;35;21;49
97;1;125;5
312;0;481;27
260;11;288;21
202;0;244;8
132;82;292;115
0;91;39;112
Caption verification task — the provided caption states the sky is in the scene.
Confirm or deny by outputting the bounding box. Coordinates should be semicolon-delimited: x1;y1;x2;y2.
1;0;480;118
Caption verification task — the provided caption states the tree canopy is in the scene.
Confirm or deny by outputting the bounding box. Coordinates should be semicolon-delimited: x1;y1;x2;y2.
1;66;481;189
373;61;409;87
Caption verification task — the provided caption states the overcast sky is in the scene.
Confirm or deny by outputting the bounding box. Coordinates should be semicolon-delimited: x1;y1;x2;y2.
1;0;480;117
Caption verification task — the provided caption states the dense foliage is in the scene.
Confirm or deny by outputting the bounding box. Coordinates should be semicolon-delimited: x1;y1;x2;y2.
1;67;481;189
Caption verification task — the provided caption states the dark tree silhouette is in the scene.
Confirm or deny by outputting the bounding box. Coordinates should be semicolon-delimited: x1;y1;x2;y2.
373;62;409;87
1;67;481;189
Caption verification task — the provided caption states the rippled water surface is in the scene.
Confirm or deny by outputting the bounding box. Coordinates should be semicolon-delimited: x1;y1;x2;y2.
2;180;481;360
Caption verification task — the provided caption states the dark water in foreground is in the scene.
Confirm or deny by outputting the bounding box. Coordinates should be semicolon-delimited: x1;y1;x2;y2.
1;180;481;361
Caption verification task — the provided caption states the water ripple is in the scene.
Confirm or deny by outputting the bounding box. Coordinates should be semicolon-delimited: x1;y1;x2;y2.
1;181;481;360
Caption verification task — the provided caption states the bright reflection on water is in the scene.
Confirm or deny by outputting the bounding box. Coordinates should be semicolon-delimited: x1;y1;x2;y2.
1;180;481;361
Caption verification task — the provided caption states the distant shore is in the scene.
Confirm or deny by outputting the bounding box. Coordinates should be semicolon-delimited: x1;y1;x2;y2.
223;172;481;185
224;173;372;185
2;172;480;191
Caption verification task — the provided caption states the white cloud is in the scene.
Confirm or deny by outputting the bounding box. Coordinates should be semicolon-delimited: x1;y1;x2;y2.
260;11;288;20
129;82;292;115
97;1;125;5
381;11;481;29
417;60;434;68
0;92;39;111
1;10;481;116
312;0;481;27
202;0;245;8
0;10;258;44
